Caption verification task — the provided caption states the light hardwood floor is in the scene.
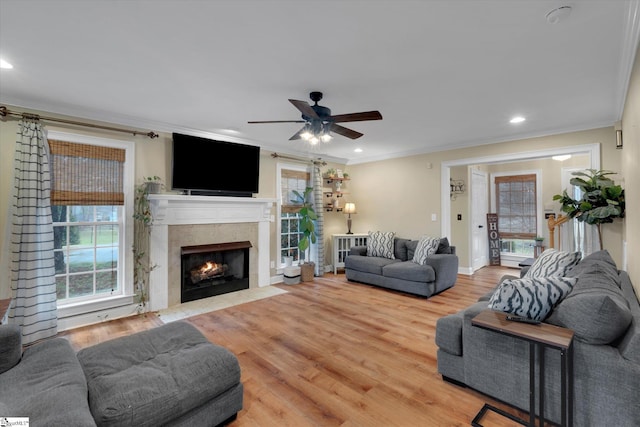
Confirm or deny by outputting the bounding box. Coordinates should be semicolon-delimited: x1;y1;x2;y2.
61;266;528;426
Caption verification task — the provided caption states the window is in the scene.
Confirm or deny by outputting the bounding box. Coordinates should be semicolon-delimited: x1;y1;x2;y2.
47;132;134;309
278;165;311;266
52;205;121;302
495;174;537;256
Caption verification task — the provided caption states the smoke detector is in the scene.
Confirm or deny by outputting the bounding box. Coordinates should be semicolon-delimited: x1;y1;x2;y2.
546;6;572;24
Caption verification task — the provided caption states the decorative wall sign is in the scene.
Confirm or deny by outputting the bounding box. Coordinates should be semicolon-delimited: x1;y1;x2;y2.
486;213;501;266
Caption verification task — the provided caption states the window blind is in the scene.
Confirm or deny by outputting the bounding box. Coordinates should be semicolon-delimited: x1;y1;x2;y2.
48;139;125;205
495;174;537;239
281;169;310;213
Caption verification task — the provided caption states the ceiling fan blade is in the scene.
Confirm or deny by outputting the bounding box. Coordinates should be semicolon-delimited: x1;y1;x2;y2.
289;99;319;119
289;127;305;140
330;111;382;123
331;124;363;140
248;120;305;124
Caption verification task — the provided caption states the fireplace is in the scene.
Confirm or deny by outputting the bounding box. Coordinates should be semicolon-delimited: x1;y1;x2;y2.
181;241;252;303
147;194;275;311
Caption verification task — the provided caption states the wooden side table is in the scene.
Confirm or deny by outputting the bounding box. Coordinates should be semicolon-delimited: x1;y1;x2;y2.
471;310;574;427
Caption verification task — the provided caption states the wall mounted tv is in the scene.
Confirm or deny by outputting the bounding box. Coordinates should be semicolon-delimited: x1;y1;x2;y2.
171;133;260;197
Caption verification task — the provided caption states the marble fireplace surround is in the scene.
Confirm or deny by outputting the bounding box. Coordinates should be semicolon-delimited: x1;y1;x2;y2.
147;195;275;311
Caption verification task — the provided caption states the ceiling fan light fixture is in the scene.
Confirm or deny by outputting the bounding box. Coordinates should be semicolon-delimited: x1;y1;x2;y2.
309;136;319;145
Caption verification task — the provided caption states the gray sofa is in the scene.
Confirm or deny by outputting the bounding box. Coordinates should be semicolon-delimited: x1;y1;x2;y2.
0;321;243;427
345;237;459;297
436;250;640;426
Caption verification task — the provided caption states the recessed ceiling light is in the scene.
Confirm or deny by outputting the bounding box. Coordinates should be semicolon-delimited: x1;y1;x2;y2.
0;59;14;69
354;148;363;153
510;116;526;124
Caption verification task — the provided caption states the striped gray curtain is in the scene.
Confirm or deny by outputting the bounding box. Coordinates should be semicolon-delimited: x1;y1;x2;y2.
9;119;58;344
313;165;324;276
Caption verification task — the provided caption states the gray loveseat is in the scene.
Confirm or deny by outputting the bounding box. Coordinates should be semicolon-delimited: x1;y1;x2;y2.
345;237;459;297
0;321;243;427
436;250;640;426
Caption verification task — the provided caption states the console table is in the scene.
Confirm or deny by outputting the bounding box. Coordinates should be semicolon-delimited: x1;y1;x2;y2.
332;233;367;274
471;309;574;427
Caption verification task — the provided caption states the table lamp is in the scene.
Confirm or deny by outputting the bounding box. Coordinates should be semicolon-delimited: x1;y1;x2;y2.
344;203;356;234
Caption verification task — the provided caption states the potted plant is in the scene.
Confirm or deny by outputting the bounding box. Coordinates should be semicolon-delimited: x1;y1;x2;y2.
291;186;318;281
534;236;544;247
325;168;336;179
143;175;163;194
553;169;625;250
132;177;159;313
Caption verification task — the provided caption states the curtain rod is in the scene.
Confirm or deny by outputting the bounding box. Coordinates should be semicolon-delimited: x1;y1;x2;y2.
271;152;326;166
0;106;159;139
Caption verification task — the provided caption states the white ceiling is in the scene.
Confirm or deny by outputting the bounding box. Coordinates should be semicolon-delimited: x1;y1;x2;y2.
1;1;639;164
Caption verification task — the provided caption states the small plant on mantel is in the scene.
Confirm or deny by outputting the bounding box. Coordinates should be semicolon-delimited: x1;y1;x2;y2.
132;177;160;313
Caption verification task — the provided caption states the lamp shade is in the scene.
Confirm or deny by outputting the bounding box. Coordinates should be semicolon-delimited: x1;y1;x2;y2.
344;203;356;214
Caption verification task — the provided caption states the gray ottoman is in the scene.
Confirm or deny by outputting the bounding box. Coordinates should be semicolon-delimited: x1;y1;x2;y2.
77;321;243;427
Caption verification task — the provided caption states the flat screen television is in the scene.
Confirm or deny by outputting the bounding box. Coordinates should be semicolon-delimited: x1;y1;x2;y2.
171;133;260;197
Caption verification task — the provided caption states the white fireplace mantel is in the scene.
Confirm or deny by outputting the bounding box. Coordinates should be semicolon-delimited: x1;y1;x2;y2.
147;194;275;310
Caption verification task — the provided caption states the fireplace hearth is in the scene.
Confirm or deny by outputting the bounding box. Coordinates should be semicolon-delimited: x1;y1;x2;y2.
181;241;252;303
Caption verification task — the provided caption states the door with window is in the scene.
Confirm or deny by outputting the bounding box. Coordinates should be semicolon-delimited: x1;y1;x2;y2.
493;173;539;262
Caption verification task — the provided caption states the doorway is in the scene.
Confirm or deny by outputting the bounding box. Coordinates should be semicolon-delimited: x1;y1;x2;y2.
441;143;600;275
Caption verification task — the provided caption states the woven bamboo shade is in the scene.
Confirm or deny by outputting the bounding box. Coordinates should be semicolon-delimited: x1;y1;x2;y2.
49;139;125;205
281;169;310;213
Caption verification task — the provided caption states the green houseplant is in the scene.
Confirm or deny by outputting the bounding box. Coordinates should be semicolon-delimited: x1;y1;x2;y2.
553;169;625;250
291;187;318;281
132;177;160;312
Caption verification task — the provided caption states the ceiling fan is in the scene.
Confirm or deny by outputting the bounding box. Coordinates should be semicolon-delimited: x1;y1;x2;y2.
248;91;382;143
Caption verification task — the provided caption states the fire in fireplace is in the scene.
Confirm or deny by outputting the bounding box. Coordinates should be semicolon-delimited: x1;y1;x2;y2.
180;241;251;303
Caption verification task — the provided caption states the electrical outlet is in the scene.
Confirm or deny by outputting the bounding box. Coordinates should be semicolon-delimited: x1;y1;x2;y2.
431;213;437;221
270;261;275;269
457;214;462;221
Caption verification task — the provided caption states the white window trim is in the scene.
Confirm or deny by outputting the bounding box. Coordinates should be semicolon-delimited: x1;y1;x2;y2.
276;161;311;273
46;131;136;322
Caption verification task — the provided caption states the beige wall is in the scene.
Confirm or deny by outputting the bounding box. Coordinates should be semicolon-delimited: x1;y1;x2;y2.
621;44;640;294
0;94;635;299
348;127;624;271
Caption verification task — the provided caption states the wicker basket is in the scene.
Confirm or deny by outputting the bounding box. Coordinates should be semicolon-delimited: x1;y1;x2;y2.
300;262;315;282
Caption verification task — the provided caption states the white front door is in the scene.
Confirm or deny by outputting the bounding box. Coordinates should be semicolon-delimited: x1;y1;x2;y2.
471;169;489;271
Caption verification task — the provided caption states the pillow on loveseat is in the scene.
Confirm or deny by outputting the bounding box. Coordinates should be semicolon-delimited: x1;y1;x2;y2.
412;236;440;265
524;248;581;278
488;276;577;321
367;231;395;259
546;250;632;344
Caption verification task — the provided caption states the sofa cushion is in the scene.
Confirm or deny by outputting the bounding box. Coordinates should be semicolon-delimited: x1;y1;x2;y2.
412;236;440;265
367;231;396;259
406;240;418;260
0;338;97;426
383;261;436;283
524;248;581;278
436;237;452;254
78;321;241;427
394;238;412;261
0;324;22;374
345;254;401;275
488;276;577;321
546;250;632;344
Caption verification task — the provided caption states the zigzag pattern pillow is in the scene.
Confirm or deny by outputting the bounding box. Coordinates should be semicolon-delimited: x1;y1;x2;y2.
367;231;395;259
412;236;440;265
488;276;577;321
524;248;581;278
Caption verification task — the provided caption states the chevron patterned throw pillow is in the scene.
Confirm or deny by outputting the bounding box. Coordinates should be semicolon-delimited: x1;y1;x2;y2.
367;231;395;259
